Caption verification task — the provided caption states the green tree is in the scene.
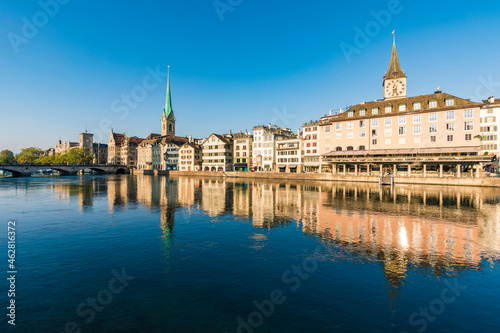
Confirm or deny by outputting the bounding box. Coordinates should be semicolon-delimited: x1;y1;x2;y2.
0;150;16;164
16;147;43;164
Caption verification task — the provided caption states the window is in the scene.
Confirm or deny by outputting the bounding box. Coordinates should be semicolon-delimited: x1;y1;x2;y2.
347;131;353;139
413;114;421;123
465;134;472;141
348;111;354;117
446;98;454;106
360;109;366;116
429;124;438;133
413;125;421;135
347;121;353;129
429;100;437;108
384;128;392;137
359;130;366;138
399;138;405;144
371;119;378;127
335;146;342;151
324;126;331;133
430;136;437;143
447;135;454;142
398;127;406;135
399;104;406;111
336;132;342;140
414;137;421;144
429;113;437;122
372;107;379;114
372;129;378;137
336;123;341;130
385;138;391;145
413;102;421;110
464;121;474;131
446;111;455;120
485;116;496;123
372;139;378;145
399;116;406;124
385;105;392;113
346;146;354;151
464;109;474;119
385;118;392;126
446;123;455;132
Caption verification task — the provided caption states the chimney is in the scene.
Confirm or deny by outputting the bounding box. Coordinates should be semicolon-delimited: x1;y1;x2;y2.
297;128;300;137
489;96;495;103
188;135;193;143
229;129;232;135
329;110;332;115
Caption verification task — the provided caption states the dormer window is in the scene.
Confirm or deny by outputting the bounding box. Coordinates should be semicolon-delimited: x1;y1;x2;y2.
385;105;392;113
413;102;421;110
348;111;354;117
429;99;437;108
399;103;406;111
372;107;379;114
360;109;366;116
445;98;454;106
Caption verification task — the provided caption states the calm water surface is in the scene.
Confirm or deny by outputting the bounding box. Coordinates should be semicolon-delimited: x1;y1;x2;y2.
0;175;499;333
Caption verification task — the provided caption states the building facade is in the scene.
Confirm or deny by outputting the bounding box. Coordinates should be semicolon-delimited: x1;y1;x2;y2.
232;132;253;172
178;142;202;171
252;124;294;171
302;123;321;172
276;137;302;173
201;133;233;171
321;39;490;177
480;96;500;173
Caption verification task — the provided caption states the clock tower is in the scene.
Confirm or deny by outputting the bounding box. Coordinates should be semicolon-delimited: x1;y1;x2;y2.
383;37;407;100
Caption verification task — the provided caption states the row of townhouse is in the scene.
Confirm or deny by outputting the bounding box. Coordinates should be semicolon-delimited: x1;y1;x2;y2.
104;39;499;175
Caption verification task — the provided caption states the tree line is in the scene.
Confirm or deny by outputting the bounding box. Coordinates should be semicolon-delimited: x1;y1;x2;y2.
0;148;94;165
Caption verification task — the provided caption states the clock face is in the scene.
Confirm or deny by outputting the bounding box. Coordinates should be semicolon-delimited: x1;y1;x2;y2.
85;139;90;143
385;80;405;97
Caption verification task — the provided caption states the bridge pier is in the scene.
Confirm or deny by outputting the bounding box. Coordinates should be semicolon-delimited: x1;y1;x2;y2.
11;172;32;178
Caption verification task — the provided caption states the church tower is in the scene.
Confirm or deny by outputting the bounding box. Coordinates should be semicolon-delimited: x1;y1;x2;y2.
161;66;176;136
383;35;407;100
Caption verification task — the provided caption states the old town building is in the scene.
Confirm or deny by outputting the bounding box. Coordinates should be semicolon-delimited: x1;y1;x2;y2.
178;141;202;171
252;124;294;171
232;132;253;172
321;39;490;178
201;133;233;171
276;135;302;173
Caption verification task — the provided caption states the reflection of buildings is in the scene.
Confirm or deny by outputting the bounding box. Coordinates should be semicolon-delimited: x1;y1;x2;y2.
47;174;500;296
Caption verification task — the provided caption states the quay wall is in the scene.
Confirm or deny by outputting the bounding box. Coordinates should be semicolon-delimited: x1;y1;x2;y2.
131;170;500;187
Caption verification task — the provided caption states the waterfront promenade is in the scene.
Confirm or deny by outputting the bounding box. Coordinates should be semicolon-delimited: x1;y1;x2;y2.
132;169;500;187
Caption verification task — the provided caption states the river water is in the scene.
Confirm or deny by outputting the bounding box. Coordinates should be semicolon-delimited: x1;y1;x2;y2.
0;175;499;332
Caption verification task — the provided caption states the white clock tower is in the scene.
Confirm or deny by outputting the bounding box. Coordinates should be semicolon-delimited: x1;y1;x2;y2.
383;37;407;100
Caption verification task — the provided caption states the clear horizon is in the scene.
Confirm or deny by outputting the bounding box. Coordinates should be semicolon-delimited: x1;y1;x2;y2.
1;0;500;153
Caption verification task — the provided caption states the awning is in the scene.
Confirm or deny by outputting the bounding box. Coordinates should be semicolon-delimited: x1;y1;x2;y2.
233;163;248;167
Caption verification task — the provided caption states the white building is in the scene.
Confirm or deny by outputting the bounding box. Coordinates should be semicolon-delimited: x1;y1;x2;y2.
252;124;294;171
276;136;302;173
480;96;500;173
201;133;234;171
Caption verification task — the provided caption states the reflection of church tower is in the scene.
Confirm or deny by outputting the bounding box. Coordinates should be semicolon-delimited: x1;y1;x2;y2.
382;253;408;305
383;34;407;100
161;66;176;136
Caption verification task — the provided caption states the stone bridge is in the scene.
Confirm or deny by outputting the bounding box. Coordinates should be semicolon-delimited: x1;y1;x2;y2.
0;164;129;177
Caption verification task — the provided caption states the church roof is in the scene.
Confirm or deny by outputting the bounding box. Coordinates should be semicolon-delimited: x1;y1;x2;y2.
329;92;484;123
384;41;406;81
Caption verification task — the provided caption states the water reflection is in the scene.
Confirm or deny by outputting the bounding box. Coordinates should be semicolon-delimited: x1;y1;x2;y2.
13;175;500;297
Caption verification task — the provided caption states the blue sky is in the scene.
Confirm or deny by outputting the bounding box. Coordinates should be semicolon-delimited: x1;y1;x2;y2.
1;0;500;153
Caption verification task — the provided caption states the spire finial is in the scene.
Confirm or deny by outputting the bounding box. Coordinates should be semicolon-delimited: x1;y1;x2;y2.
392;30;396;44
164;65;174;119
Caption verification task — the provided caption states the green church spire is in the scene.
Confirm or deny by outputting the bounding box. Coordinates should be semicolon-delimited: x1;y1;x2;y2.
164;66;174;119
